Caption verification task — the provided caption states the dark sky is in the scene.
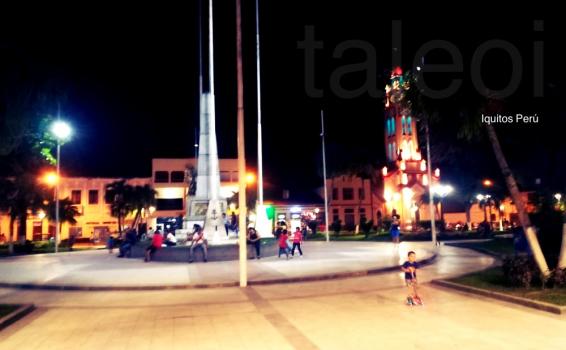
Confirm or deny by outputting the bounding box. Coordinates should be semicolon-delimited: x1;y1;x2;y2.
1;1;564;196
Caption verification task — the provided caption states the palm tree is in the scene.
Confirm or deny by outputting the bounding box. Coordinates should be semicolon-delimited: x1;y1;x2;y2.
0;175;48;253
482;98;550;277
104;180;134;236
46;197;80;234
0;178;18;253
129;185;156;230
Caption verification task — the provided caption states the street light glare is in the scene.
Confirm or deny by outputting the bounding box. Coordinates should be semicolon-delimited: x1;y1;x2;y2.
245;172;256;184
42;172;59;186
51;121;72;140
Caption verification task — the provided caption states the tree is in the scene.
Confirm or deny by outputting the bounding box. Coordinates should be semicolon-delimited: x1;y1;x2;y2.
0;175;48;253
46;197;80;234
104;180;134;236
129;185;156;230
360;217;373;239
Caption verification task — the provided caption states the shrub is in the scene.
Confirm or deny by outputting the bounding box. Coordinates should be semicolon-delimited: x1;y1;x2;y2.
502;256;538;288
330;220;341;236
551;268;566;288
360;218;373;238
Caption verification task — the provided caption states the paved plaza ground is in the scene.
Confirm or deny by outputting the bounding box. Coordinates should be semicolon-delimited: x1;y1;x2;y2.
0;242;436;288
0;242;564;349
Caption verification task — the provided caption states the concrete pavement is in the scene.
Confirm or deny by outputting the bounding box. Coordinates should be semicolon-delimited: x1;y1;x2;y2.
0;242;436;288
0;244;564;349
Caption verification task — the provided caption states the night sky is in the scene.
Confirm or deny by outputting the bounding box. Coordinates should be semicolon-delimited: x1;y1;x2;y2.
1;1;564;198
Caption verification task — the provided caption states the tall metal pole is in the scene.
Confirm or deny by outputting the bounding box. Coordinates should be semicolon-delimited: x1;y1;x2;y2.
236;0;248;287
425;119;437;247
255;0;264;206
55;141;60;253
321;110;330;242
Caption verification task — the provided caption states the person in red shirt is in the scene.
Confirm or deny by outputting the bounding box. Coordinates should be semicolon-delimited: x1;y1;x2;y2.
144;229;163;262
291;227;303;257
278;229;290;260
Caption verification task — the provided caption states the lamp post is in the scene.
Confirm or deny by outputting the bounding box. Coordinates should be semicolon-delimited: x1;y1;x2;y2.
50;120;72;253
432;184;453;225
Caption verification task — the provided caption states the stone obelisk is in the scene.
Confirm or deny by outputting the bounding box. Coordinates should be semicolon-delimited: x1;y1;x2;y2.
184;0;227;243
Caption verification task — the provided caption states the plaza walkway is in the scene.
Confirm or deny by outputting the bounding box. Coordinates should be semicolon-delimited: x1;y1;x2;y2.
0;241;436;288
1;243;564;349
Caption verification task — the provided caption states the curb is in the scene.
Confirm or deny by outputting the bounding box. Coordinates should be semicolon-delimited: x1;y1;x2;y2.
443;243;503;258
431;279;566;315
0;254;437;291
0;304;35;330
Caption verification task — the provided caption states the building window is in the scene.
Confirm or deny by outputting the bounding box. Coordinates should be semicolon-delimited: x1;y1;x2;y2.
407;116;412;134
358;188;365;200
232;171;239;181
154;171;169;183
71;190;82;205
332;188;339;200
170;171;185;183
343;188;354;200
359;208;367;221
105;190;113;204
156;198;183;211
332;208;339;222
220;171;231;182
88;190;99;205
401;116;406;135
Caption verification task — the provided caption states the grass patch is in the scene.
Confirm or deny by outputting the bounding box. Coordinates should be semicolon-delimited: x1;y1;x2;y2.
308;232;391;241
450;267;566;306
447;238;514;257
0;304;19;318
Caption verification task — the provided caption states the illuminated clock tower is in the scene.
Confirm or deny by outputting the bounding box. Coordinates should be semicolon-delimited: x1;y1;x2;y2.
381;67;440;229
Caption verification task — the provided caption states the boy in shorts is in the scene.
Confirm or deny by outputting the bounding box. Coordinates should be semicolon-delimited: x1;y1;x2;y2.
402;251;422;305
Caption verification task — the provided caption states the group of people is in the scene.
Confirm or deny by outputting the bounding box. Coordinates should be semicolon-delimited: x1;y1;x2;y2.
107;220;308;264
276;227;304;260
142;224;208;263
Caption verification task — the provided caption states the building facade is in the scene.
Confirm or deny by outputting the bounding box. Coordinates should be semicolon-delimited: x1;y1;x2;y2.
0;158;239;242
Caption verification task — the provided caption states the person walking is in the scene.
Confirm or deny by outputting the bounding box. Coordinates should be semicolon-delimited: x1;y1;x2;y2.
390;215;400;246
278;229;290;259
291;227;303;257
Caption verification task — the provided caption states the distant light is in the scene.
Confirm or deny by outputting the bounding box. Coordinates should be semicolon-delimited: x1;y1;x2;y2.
51;121;72;140
245;172;256;184
476;194;485;201
148;206;156;214
194;144;199;147
416;66;421;71
290;206;302;213
37;210;46;220
555;193;562;201
483;179;493;187
42;171;59;186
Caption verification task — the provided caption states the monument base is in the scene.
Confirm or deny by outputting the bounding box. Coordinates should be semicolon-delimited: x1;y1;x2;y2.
183;197;230;245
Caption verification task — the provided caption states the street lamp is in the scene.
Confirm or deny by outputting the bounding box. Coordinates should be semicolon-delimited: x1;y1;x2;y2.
433;184;454;228
50;120;72;253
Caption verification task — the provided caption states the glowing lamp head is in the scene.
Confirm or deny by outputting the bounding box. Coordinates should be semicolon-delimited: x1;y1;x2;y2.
42;172;59;186
483;179;493;187
434;168;440;177
382;166;388;176
554;193;562;201
245;172;256;184
51;121;72;140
